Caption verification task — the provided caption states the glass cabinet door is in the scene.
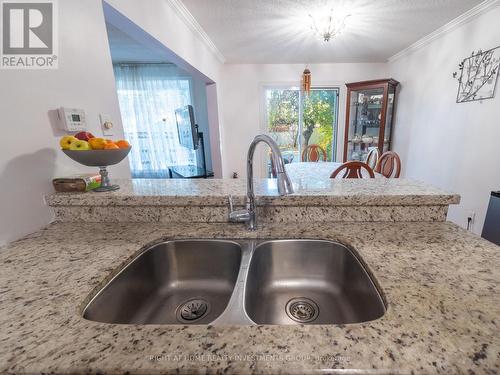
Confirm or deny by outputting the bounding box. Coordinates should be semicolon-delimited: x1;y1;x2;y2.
383;85;396;153
343;79;399;162
346;87;384;162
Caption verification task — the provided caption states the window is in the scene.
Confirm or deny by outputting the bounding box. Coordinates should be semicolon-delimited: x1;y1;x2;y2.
113;64;197;178
264;87;339;175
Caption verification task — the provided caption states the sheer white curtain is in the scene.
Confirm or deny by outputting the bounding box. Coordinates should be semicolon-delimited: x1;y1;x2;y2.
114;64;197;178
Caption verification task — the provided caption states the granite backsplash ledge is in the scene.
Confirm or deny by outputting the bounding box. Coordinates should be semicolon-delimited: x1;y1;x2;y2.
50;204;450;223
46;178;460;223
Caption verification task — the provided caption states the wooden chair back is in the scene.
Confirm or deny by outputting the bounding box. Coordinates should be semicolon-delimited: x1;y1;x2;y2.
330;161;375;179
375;151;401;178
302;144;327;162
365;148;379;170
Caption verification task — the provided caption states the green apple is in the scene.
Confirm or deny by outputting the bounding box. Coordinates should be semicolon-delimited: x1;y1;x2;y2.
69;140;91;151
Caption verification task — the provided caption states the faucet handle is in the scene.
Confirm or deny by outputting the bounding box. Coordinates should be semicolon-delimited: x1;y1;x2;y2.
228;195;234;211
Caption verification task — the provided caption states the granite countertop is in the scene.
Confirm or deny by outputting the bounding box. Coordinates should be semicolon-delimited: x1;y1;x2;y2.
285;161;382;180
0;221;498;374
46;178;460;207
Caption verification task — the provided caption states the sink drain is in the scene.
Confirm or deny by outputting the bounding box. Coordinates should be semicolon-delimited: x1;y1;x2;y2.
285;297;319;323
176;298;210;322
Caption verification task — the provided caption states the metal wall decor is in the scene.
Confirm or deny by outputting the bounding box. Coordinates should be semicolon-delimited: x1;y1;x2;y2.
453;46;500;103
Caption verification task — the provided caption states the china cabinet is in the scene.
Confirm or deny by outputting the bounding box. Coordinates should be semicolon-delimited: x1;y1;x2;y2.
343;79;399;162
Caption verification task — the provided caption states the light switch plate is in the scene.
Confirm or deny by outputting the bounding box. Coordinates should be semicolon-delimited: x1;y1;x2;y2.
100;114;114;136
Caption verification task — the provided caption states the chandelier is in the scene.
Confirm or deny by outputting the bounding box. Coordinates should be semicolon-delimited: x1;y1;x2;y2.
309;8;350;42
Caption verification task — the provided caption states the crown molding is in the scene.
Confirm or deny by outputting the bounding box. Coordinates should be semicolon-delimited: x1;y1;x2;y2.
166;0;226;64
388;0;500;63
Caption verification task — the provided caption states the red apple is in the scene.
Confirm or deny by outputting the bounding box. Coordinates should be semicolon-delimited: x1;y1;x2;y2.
75;131;95;142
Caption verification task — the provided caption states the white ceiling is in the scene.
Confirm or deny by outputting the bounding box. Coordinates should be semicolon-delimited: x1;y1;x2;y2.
180;0;484;63
106;23;172;63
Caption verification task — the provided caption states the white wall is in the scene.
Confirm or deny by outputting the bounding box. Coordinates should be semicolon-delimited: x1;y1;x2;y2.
0;0;226;245
105;0;222;86
0;0;130;246
206;83;223;177
220;63;389;178
192;79;213;172
104;0;225;177
390;5;500;234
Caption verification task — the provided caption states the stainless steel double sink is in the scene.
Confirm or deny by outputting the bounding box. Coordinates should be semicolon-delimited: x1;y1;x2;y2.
83;240;386;326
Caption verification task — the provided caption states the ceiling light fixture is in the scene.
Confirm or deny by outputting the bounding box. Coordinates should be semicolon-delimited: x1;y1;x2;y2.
309;8;350;42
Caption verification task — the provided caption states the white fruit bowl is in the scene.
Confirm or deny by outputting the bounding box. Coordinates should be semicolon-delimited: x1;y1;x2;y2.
62;147;131;192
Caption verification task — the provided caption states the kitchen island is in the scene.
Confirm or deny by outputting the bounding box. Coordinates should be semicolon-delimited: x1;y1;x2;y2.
0;179;498;374
46;178;459;224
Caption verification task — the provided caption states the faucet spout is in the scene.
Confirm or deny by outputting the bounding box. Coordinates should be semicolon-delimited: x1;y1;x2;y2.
276;171;294;196
229;134;294;230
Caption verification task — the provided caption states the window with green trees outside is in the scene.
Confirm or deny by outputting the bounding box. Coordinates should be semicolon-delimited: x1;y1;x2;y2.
264;87;339;176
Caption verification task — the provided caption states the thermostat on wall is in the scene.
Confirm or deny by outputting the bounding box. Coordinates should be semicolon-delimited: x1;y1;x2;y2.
58;107;87;132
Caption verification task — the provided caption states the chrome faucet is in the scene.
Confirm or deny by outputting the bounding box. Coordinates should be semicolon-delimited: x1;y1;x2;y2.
229;134;294;230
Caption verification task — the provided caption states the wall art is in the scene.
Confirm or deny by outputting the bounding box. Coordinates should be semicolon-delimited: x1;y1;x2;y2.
453;46;500;103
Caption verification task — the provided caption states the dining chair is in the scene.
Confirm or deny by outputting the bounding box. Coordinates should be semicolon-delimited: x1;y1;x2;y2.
365;148;379;170
330;161;375;179
302;144;327;162
375;151;401;178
